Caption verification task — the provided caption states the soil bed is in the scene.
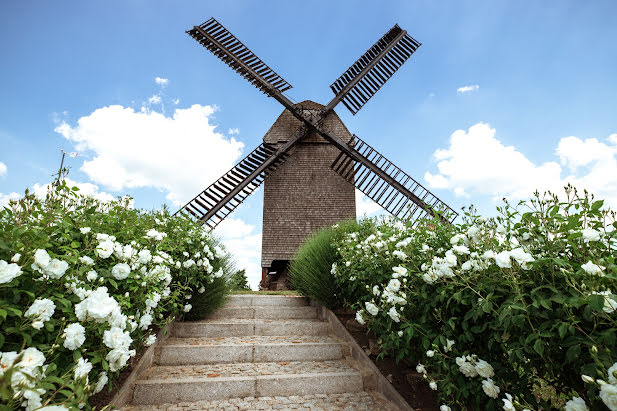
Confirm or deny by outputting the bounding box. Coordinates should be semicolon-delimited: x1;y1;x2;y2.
335;310;440;411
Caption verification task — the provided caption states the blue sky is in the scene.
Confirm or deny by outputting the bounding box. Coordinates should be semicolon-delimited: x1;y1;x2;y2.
2;1;616;288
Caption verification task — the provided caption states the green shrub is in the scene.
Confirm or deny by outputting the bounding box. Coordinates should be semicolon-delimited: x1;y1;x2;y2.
324;187;617;410
0;182;233;409
289;220;357;309
229;268;250;291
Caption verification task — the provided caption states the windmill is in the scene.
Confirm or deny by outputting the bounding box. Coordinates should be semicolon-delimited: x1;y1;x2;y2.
177;18;458;288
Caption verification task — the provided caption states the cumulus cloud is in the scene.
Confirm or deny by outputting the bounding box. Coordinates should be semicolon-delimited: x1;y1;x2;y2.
228;128;239;135
148;95;161;105
155;77;168;86
0;161;7;177
54;104;244;206
355;189;383;217
32;178;116;203
425;122;617;206
214;218;261;290
457;85;479;93
0;192;20;208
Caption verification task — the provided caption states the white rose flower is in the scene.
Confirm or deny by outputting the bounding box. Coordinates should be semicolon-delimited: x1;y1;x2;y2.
0;260;22;284
63;323;86;350
386;279;401;293
214;245;225;259
502;393;516;411
74;357;92;381
440;406;451;411
145;334;157;346
601;383;617;410
76;287;120;322
19;347;46;368
184;304;192;312
393;250;408;260
214;268;224;278
475;359;494;378
481;378;500;399
582;228;601;242
373;285;381;296
96;240;115;259
565;396;589;411
79;256;94;266
387;306;400;322
582;261;605;276
494;251;512;268
22;389;42;410
44;258;69;279
444;250;457;267
86;270;98;282
355;311;366;325
608;363;617;384
416;363;426;374
365;302;379;316
426;350;435;357
459;361;478;378
444;339;455;352
103;327;132;350
25;298;56;327
106;348;130;372
183;259;196;268
111;263;131;280
138;249;152;264
452;245;470;255
392;266;408;277
198;286;205;293
450;234;466;245
429;381;437;390
398;330;403;337
139;313;153;330
509;248;535;267
11;253;21;263
32;249;51;272
80;227;91;234
94;372;108;394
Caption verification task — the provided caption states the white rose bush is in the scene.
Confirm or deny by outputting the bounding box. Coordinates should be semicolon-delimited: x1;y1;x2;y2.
292;186;617;409
0;182;233;409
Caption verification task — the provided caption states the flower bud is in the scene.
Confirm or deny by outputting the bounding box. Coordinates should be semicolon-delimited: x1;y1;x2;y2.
591;346;598;354
581;375;595;383
597;379;607;386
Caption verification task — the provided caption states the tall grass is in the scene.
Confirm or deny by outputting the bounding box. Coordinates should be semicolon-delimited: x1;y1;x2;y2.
289;220;357;308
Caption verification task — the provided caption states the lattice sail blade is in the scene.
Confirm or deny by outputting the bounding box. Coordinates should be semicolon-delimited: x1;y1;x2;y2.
331;135;457;224
187;18;293;96
329;25;421;115
176;143;289;229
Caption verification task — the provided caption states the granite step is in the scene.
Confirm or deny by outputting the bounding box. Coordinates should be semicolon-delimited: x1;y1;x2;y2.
224;294;309;307
157;335;343;365
131;360;363;405
172;318;329;338
208;305;317;320
123;391;382;410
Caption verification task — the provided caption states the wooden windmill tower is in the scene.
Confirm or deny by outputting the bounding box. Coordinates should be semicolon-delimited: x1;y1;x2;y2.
177;18;458;289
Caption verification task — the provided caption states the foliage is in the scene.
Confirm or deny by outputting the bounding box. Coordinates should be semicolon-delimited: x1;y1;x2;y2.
229;269;250;291
183;276;230;321
310;186;617;410
0;182;232;410
288;221;356;309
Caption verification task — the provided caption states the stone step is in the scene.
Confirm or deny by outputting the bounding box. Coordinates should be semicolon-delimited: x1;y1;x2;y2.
208;305;317;320
123;391;381;410
157;335;343;365
225;294;309;307
131;361;363;405
173;318;328;338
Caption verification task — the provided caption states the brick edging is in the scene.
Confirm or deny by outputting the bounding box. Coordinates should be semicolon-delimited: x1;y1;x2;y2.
310;301;415;411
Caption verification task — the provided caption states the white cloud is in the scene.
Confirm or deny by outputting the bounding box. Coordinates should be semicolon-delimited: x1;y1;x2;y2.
0;161;7;177
228;128;240;136
148;95;162;105
173;98;180;105
425;122;617;206
355;189;383;217
155;77;168;86
54;104;244;206
0;192;20;208
457;84;479;93
214;218;261;290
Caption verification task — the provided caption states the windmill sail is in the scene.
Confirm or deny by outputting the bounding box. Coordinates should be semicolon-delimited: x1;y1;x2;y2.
187;18;293;97
327;24;421;115
176;143;289;228
331;135;457;224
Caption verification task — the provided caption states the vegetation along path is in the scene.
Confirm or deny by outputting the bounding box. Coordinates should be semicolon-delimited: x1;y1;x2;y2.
121;294;398;410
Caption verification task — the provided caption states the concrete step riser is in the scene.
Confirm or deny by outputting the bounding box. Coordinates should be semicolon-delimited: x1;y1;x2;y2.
132;372;363;405
157;343;342;365
172;322;328;338
225;295;309;307
208;306;317;320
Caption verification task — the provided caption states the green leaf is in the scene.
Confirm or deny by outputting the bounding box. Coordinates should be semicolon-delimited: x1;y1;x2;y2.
0;309;6;320
589;294;606;312
533;339;545;355
558;323;568;339
566;344;581;363
591;200;604;210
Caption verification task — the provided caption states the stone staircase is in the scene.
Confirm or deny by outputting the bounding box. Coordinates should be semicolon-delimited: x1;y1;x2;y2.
122;294;397;410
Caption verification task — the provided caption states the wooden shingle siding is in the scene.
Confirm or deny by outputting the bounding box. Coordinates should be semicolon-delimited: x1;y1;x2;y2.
261;101;356;268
